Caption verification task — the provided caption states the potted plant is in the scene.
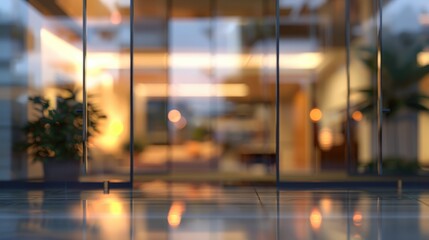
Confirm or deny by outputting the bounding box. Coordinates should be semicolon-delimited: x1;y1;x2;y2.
352;31;429;173
361;158;421;176
354;32;429;117
19;88;106;181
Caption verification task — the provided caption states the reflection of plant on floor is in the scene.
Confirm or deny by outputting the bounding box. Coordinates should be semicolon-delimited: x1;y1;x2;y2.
362;158;421;175
354;32;429;117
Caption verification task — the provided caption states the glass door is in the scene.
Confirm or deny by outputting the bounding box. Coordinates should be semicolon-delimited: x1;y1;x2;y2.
132;0;277;183
277;0;355;180
1;0;131;187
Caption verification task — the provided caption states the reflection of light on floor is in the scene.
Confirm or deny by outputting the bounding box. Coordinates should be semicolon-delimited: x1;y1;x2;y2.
353;211;363;226
319;128;333;151
168;201;186;228
310;208;322;230
352;233;362;239
109;200;123;216
88;196;124;217
320;198;332;214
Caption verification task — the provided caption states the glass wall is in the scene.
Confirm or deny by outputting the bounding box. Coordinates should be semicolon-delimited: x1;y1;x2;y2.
278;0;429;179
378;0;429;176
2;0;429;183
1;0;88;181
133;0;277;180
85;0;131;182
278;0;352;177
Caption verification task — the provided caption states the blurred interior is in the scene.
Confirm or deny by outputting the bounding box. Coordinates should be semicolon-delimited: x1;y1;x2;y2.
2;0;429;182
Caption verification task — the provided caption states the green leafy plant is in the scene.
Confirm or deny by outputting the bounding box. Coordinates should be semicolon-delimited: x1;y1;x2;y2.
122;140;145;154
354;32;429;117
362;158;421;175
191;126;210;142
19;88;106;163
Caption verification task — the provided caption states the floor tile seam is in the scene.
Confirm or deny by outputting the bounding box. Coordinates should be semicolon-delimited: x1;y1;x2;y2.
413;198;429;208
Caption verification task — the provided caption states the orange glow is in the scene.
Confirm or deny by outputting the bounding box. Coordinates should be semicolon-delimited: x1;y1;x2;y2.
353;211;363;226
319;128;333;151
353;234;362;239
309;108;322;122
352;111;363;122
110;11;122;25
109;200;123;215
168;201;186;228
420;14;429;25
168;109;182;123
320;198;332;214
418;52;429;66
109;119;124;136
310;208;322;230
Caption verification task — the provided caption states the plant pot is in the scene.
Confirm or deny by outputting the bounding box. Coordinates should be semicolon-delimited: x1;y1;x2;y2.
43;160;81;181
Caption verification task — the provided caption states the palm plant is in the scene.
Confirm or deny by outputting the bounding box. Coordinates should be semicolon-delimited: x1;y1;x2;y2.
354;32;429;117
355;31;429;174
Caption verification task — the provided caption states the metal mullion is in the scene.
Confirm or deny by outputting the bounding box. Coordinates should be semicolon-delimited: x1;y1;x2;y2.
345;0;352;174
130;0;135;186
82;0;88;175
376;0;383;176
275;0;280;187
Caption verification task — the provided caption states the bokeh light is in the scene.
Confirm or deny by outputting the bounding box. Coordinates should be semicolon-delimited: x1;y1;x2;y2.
168;109;182;123
310;108;323;122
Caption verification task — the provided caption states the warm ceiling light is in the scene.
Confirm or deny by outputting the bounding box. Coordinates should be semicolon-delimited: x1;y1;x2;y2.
136;83;249;98
352;111;363;122
309;108;322;122
168;109;182;123
41;29;323;72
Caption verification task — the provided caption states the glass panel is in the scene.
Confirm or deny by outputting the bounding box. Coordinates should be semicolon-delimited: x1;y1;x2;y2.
350;0;378;175
167;0;214;174
278;0;376;179
379;0;429;176
159;0;276;179
214;0;275;177
3;0;85;181
133;0;169;174
85;0;131;182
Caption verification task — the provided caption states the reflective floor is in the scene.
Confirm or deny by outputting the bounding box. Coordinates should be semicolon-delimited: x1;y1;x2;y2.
1;183;429;239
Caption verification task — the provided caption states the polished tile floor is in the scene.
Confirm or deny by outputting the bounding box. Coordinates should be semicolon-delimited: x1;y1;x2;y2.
0;183;429;239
